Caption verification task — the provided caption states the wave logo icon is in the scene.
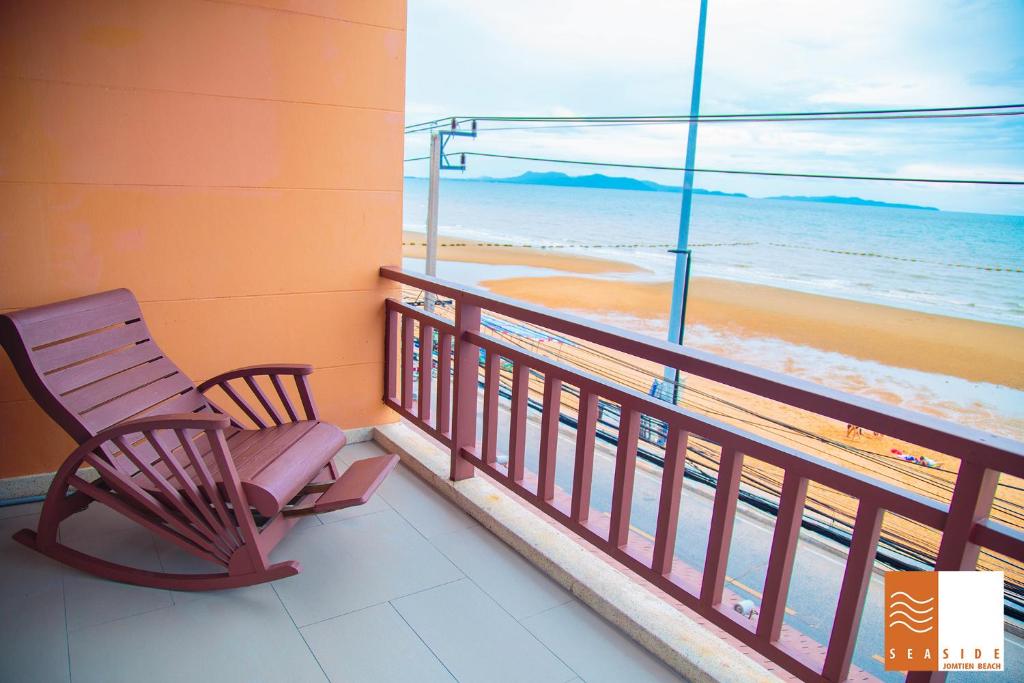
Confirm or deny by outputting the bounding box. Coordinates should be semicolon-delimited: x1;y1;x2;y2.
887;590;935;634
884;570;939;671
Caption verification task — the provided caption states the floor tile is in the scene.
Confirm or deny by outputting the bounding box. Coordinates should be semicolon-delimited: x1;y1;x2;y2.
0;514;65;599
301;602;455;683
272;509;463;626
392;579;576;683
376;465;477;539
523;601;682;683
68;584;326;683
62;528;174;630
0;586;70;682
57;501;142;541
0;500;43;520
431;524;572;620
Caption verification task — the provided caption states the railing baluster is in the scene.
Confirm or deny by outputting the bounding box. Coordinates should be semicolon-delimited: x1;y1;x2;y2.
507;362;529;484
437;332;453;436
537;375;562;501
481;351;500;466
418;323;434;423
450;302;481;481
571;389;598;523
609;408;640;547
935;460;999;571
401;316;415;411
384;305;398;402
701;447;744;606
653;425;688;575
757;472;809;641
822;503;884;682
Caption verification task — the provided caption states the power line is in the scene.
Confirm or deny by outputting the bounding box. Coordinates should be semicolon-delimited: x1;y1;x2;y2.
404;103;1024;133
447;151;1024;185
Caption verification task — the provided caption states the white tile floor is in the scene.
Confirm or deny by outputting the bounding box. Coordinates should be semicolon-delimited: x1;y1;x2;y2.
0;441;684;682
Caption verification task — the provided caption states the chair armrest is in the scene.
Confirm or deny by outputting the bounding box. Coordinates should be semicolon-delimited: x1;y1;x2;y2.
196;364;319;426
196;364;313;392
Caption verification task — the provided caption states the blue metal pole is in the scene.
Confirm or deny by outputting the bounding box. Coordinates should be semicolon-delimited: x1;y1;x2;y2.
664;0;709;399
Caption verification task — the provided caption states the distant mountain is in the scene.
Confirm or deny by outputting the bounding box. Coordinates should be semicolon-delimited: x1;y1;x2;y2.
766;195;939;211
483;171;748;197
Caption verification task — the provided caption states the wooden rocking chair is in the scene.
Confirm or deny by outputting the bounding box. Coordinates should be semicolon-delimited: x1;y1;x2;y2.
1;289;398;590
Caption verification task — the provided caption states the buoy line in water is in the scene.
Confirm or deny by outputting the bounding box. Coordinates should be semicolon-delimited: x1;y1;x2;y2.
402;240;1024;273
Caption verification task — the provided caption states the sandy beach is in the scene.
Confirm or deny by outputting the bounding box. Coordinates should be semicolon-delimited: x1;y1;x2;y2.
480;275;1024;391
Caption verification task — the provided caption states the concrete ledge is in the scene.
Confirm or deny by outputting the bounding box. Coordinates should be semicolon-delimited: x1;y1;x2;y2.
374;421;780;683
0;425;376;502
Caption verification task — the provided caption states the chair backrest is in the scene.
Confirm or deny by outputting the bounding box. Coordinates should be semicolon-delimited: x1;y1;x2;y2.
0;289;210;446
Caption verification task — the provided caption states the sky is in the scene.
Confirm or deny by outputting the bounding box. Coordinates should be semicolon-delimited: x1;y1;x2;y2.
404;0;1024;215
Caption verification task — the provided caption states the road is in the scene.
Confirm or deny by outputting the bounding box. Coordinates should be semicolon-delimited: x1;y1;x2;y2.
465;393;1024;681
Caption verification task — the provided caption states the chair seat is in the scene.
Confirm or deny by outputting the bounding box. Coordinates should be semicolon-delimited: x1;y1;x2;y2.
142;420;347;517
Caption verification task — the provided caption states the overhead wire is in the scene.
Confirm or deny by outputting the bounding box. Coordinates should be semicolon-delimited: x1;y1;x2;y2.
404;103;1024;133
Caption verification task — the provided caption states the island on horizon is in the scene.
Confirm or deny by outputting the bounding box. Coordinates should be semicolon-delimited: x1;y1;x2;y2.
428;170;940;211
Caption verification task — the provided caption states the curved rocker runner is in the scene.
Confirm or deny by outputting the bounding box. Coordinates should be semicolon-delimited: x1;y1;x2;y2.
1;289;398;590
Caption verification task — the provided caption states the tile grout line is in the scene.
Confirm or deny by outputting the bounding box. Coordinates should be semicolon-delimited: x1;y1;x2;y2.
387;601;461;683
296;575;467;631
460;574;584;683
62;567;72;683
272;583;331;682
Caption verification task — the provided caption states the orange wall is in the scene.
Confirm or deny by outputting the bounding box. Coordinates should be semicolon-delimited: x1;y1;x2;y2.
0;0;406;478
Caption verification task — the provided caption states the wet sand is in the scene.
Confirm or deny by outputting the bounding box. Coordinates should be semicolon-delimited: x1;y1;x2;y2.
479;275;1024;391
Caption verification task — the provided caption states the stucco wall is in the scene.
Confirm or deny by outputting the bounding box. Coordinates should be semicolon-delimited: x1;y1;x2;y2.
0;0;405;479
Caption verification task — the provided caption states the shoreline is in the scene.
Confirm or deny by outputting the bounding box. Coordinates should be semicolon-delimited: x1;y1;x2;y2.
481;275;1024;391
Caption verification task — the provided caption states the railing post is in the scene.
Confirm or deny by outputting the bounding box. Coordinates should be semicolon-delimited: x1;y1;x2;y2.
449;300;481;481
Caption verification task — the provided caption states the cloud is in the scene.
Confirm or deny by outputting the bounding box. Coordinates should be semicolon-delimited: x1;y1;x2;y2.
406;0;1024;214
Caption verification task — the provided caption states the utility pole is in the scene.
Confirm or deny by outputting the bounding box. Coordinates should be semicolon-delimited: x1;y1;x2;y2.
664;0;709;404
423;119;476;313
424;132;441;312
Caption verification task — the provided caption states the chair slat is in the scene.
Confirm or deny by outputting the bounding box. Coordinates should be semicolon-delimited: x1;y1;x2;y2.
418;323;434;423
35;321;150;373
481;352;500;465
608;408;640;547
81;373;196;434
507;362;529;484
175;428;243;547
244;376;284;426
19;297;142;348
571;389;598;523
47;342;164;396
756;473;808;641
63;358;180;414
269;374;299;422
537;376;562;501
218;381;268;429
652;426;688;575
144;430;238;554
701;447;744;606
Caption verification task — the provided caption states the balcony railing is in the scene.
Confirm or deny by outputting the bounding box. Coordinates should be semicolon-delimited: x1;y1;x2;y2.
379;265;1024;683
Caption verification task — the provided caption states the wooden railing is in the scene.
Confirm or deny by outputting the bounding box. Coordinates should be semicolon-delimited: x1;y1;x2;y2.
379;266;1024;683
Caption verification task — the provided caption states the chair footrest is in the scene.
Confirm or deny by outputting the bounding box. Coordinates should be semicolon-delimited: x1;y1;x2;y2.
284;454;398;517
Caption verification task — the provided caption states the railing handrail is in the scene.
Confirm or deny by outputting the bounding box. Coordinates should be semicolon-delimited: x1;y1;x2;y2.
380;266;1024;477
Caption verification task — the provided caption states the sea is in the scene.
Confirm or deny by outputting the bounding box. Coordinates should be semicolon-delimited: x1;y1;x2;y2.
403;177;1024;440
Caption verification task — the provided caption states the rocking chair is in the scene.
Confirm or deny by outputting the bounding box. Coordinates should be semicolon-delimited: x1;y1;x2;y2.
0;288;397;590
